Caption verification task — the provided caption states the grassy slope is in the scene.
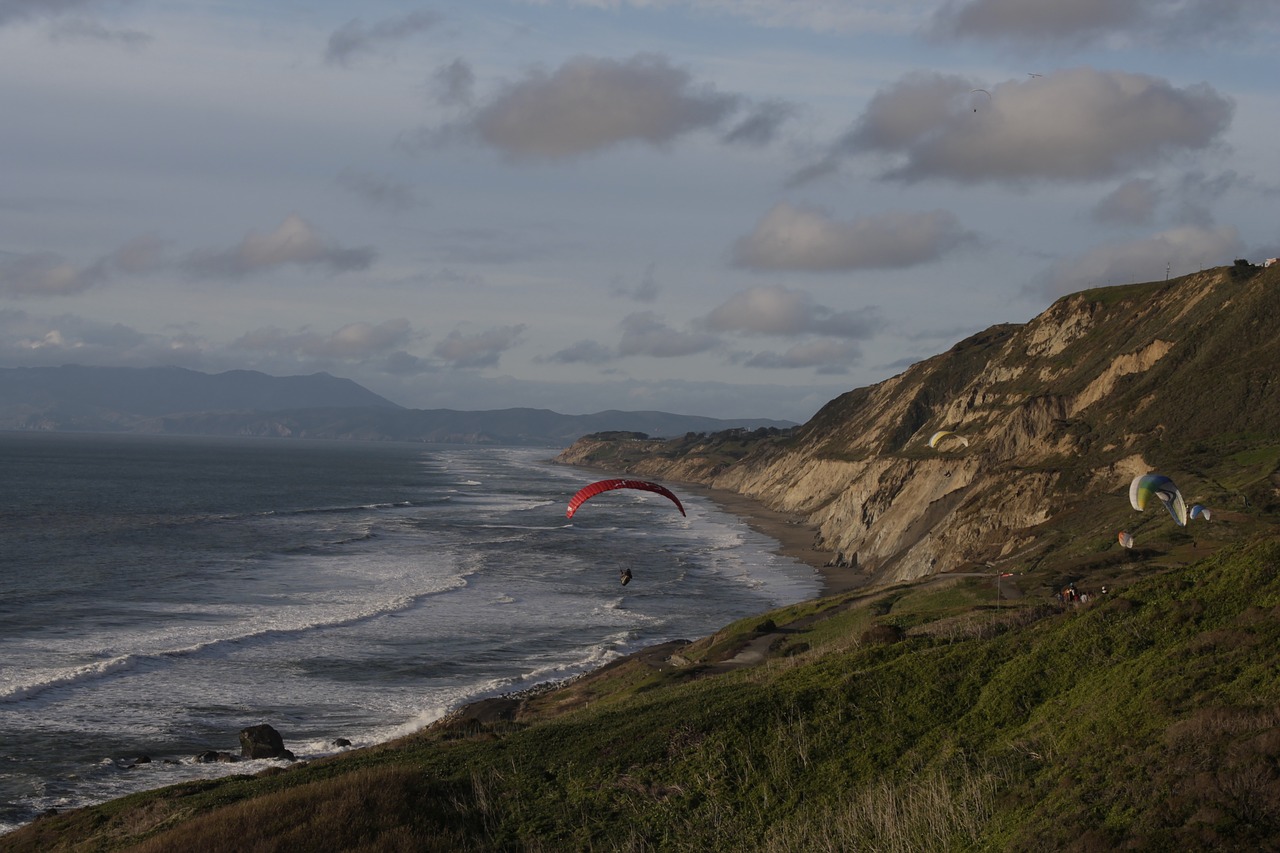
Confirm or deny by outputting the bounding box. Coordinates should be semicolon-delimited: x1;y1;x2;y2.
9;534;1280;852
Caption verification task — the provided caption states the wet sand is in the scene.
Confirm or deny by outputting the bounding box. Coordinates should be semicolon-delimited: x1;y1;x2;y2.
680;483;864;597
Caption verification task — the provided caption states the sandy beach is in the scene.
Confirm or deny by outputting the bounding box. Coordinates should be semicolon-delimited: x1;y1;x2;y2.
680;482;864;597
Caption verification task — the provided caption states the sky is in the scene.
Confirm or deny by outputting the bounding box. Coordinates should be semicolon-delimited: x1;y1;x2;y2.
2;0;1278;422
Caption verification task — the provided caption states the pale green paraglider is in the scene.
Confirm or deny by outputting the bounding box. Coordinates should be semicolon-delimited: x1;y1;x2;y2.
928;430;969;450
1129;473;1188;527
1190;504;1212;522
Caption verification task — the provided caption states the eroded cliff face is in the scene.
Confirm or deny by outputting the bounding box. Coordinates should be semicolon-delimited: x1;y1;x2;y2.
558;266;1280;584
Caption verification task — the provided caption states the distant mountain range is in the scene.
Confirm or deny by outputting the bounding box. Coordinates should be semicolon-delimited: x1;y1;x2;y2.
0;365;794;446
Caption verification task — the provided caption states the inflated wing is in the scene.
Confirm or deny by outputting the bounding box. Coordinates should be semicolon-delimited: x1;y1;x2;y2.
1129;473;1188;527
1190;504;1212;521
1118;531;1133;549
566;479;686;520
928;430;969;450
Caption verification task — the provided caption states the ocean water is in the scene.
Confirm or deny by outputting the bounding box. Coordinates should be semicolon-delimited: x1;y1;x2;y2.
0;432;818;833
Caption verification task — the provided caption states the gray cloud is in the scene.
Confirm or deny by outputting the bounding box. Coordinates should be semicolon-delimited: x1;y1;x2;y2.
324;11;441;67
0;235;166;298
1092;178;1161;225
234;319;417;361
618;312;720;358
732;203;974;271
611;262;660;302
742;338;862;371
722;100;797;147
929;0;1272;48
0;308;207;366
433;324;526;368
337;169;418;213
811;69;1233;185
1035;224;1243;297
703;284;880;338
182;214;375;278
467;53;740;160
433;58;475;107
0;0;101;26
545;339;616;364
48;17;152;47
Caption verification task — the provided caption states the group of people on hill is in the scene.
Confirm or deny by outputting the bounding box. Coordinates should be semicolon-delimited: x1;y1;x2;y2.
1056;582;1107;606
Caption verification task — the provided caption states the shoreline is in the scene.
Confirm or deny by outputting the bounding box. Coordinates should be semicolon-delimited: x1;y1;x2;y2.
657;481;864;598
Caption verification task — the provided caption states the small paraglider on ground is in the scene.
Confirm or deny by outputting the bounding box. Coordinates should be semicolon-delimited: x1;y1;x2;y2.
928;430;969;450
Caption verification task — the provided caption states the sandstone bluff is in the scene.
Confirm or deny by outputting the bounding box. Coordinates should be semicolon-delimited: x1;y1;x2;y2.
558;264;1279;586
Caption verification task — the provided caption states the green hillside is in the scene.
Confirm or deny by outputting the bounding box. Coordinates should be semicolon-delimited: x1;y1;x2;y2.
10;539;1280;851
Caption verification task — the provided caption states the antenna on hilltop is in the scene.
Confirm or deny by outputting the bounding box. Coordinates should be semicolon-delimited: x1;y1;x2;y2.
1166;262;1171;281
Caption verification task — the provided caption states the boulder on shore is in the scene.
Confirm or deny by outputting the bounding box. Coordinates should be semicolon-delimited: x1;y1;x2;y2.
239;724;294;760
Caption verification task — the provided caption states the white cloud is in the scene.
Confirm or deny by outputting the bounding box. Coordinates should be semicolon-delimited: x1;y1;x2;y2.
182;215;375;278
824;69;1233;184
732;203;974;271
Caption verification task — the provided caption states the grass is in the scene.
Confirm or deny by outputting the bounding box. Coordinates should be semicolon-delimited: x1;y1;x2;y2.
13;537;1280;852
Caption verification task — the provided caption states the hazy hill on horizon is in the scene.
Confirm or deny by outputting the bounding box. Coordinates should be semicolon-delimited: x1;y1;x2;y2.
0;364;795;445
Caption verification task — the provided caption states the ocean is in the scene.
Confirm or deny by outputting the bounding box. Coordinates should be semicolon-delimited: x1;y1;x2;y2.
0;432;818;834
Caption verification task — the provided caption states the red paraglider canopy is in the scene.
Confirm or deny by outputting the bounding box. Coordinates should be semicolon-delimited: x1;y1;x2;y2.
565;479;686;520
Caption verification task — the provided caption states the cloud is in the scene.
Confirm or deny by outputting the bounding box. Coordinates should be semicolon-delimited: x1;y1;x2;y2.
0;236;166;298
48;17;152;47
929;0;1274;48
1036;224;1243;296
545;339;617;364
324;11;441;67
433;59;475;107
521;1;935;35
0;0;103;27
234;319;417;361
466;53;740;160
337;169;418;212
721;100;796;146
618;312;719;358
433;324;526;368
742;338;862;371
814;69;1233;185
611;262;660;302
1092;178;1161;225
0;309;206;366
182;214;375;278
732;202;975;271
703;284;881;338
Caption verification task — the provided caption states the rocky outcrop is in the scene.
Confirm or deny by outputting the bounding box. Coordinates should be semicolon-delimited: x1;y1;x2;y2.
239;724;294;760
558;265;1280;585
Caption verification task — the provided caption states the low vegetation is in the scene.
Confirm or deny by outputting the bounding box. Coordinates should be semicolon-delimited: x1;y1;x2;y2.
10;534;1280;852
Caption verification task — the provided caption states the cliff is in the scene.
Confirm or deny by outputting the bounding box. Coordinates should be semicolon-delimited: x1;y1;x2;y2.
559;262;1280;585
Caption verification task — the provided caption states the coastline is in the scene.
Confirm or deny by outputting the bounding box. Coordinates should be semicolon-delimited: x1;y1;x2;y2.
683;483;863;597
